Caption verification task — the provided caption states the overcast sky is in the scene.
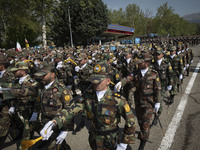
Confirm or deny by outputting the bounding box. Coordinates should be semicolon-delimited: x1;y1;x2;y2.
102;0;200;17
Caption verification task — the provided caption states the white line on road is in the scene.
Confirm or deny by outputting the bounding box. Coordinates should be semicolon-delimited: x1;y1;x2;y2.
158;62;200;150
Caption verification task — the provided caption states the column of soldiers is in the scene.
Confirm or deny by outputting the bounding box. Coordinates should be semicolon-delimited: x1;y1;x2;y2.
0;39;196;150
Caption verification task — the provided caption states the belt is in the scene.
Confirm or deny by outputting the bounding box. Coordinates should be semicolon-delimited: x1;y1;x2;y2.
93;128;119;136
142;93;154;97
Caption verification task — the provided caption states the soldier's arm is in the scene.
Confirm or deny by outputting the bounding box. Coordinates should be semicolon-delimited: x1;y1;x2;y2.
167;63;174;85
61;87;73;108
153;73;162;103
53;97;85;129
119;97;136;144
179;58;184;75
10;81;38;97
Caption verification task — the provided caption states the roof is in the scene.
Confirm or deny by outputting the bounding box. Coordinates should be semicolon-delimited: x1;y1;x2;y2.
107;24;134;33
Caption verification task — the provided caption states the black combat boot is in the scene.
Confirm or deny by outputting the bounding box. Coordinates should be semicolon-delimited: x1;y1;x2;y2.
169;95;175;104
138;140;147;150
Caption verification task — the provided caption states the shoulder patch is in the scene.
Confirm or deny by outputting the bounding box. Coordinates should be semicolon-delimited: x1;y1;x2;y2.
124;104;131;112
77;97;84;103
64;95;71;101
53;88;58;93
169;66;172;70
156;77;160;82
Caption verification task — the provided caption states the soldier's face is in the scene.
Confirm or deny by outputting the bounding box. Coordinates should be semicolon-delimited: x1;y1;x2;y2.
156;53;164;60
0;64;4;71
93;78;111;91
170;51;176;55
42;72;55;85
15;70;23;77
138;62;147;69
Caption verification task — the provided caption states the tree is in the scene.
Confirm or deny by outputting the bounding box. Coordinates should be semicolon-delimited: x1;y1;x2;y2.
49;0;110;46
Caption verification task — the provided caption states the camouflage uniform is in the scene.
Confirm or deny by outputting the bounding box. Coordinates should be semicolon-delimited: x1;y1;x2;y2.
54;61;136;150
122;53;161;146
166;46;184;101
185;43;194;76
119;50;137;106
10;62;38;148
0;56;15;139
34;66;73;150
152;49;174;99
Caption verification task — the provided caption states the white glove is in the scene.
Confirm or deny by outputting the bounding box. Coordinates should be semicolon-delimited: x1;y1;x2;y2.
75;66;81;72
183;67;186;71
190;60;193;64
40;121;55;140
179;74;183;80
88;59;92;64
167;85;172;91
116;143;128;150
113;60;117;65
29;112;38;122
56;131;68;144
154;103;160;113
8;107;15;114
114;82;122;93
92;57;95;61
186;64;189;68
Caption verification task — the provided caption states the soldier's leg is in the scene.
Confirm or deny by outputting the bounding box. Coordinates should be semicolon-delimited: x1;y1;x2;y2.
187;66;190;76
0;105;11;138
169;76;178;103
136;107;153;150
47;130;71;150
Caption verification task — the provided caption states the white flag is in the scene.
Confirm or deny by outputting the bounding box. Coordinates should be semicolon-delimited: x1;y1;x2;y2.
16;41;22;52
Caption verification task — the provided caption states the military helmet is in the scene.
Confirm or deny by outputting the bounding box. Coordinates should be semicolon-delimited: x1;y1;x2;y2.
169;46;176;51
155;47;163;54
10;62;28;71
34;65;54;77
137;53;152;64
0;55;9;64
88;60;111;84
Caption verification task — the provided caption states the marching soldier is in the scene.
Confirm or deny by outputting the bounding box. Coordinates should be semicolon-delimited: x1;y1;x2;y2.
185;43;194;76
33;66;73;149
40;61;136;150
115;53;162;150
0;55;15;144
166;46;184;103
9;62;39;149
151;48;174;105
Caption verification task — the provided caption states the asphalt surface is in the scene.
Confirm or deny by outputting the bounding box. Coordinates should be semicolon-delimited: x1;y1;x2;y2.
1;44;200;150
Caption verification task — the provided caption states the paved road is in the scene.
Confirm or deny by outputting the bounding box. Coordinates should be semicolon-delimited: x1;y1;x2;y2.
2;44;200;150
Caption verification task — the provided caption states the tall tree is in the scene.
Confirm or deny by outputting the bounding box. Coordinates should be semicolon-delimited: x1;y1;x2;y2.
49;0;110;46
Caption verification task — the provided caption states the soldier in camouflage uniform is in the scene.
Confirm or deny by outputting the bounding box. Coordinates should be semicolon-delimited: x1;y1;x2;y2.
116;53;161;150
151;48;174;106
74;53;93;94
0;56;15;144
40;61;136;150
9;62;39;149
185;43;194;76
33;66;73;150
119;48;137;107
166;46;184;103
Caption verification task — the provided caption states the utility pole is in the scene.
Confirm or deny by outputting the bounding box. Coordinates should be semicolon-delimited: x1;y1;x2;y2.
42;0;47;49
68;5;73;48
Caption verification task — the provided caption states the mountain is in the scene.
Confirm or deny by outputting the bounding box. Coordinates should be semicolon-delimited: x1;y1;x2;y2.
182;13;200;23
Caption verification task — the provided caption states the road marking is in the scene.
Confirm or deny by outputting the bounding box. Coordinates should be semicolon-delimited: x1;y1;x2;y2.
158;62;200;150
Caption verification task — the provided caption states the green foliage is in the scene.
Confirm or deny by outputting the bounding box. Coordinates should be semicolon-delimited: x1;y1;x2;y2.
108;2;199;37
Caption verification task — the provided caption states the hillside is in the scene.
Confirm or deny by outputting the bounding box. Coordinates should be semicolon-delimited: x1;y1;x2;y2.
183;12;200;23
